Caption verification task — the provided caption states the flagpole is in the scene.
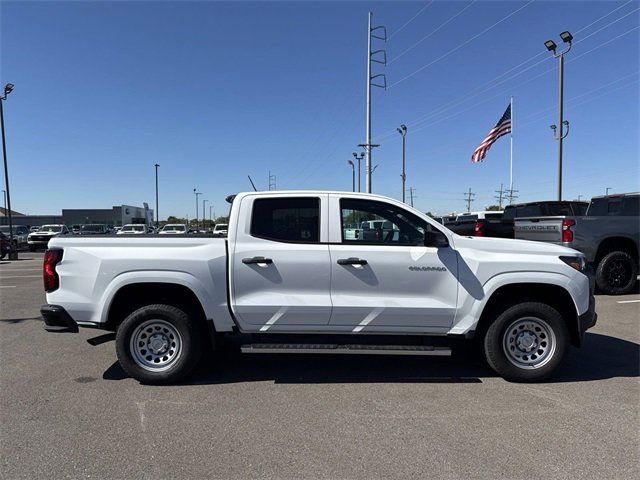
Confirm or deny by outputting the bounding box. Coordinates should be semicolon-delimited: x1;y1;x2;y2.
509;96;513;194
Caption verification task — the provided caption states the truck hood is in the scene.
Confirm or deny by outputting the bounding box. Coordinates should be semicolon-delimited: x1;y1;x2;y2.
452;234;581;257
28;231;59;238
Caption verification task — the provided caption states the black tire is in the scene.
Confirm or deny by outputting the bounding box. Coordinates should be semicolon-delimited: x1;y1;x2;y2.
595;251;638;295
115;304;204;384
483;302;569;382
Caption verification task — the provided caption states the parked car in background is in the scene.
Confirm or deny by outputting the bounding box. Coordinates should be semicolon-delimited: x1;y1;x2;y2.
212;223;228;237
446;211;511;238
27;224;70;251
78;224;110;235
71;225;82;235
434;215;457;226
116;224;147;235
0;225;30;249
159;224;188;235
42;191;596;384
29;226;40;233
514;193;639;295
0;232;9;259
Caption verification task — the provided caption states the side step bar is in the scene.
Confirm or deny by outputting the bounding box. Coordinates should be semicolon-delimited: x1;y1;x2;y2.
241;343;452;356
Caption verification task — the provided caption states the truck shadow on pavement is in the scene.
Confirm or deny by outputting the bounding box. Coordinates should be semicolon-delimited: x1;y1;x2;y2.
102;332;638;385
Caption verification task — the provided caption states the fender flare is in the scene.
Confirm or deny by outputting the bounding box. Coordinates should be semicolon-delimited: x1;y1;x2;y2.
97;271;215;325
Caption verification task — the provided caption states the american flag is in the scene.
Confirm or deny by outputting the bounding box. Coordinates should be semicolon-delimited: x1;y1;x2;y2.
471;104;511;163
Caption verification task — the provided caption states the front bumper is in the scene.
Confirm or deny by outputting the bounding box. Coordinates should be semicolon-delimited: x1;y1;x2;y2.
578;293;597;341
41;305;78;333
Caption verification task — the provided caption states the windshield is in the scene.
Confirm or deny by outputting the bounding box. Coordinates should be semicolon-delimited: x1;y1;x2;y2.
39;226;62;233
162;225;186;232
122;225;145;232
81;225;104;232
0;226;11;234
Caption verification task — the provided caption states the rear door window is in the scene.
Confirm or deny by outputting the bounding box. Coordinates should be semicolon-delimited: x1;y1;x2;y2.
251;197;320;243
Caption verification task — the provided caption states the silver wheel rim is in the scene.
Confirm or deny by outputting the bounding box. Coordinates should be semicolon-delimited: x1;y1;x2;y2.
129;319;183;372
502;316;556;369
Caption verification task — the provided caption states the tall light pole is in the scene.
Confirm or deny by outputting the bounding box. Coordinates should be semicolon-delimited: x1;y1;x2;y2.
347;160;355;192
193;189;201;231
397;124;407;203
606;187;611;196
203;199;208;230
1;83;16;259
545;31;572;201
154;163;160;228
209;205;214;224
352;152;364;192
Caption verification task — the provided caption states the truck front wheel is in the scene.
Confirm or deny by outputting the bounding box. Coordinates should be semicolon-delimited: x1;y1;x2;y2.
115;304;203;384
595;251;637;295
483;302;568;382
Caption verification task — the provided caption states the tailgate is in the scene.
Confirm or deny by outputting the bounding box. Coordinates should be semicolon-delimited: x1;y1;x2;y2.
514;216;565;243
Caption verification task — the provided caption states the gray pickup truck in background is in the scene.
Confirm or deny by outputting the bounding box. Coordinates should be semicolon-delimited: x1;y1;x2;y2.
515;192;639;295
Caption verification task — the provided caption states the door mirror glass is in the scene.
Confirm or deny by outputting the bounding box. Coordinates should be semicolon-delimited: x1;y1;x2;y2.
424;230;449;248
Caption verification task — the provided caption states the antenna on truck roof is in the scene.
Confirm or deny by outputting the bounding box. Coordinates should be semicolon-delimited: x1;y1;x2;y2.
247;175;258;192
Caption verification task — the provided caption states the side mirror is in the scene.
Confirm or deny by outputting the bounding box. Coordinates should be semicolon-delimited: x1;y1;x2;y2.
424;230;449;248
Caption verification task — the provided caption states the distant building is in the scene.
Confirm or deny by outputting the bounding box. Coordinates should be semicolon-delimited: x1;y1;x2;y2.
0;204;153;228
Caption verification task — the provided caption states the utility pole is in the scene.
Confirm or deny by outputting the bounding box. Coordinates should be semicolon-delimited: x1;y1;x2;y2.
495;183;505;209
397;124;407;202
1;189;6;214
193;189;201;231
1;83;16;259
268;171;276;191
463;188;476;212
605;187;611;195
506;187;519;205
545;31;573;201
352;152;364;192
154;163;160;228
362;11;387;193
407;187;416;207
209;205;214;224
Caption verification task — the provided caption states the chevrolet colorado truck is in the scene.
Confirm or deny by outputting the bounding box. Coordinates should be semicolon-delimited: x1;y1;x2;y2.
41;191;596;384
514;193;639;295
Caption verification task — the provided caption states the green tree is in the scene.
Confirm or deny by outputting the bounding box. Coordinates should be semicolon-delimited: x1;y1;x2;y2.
486;205;502;211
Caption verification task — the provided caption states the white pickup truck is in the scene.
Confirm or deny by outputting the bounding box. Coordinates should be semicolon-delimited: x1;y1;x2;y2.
41;191;596;384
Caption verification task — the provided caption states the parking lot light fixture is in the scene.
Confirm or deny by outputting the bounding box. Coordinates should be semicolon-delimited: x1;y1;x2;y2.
559;31;573;44
1;81;17;259
544;39;557;53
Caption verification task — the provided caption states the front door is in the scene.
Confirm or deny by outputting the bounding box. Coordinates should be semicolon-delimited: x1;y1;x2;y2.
230;195;332;330
328;196;458;330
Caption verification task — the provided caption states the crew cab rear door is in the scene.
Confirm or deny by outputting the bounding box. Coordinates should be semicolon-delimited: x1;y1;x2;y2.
229;194;332;329
327;195;458;330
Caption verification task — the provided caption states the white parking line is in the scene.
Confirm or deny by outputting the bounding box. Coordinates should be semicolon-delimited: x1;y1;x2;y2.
0;275;41;279
617;299;640;304
0;285;16;288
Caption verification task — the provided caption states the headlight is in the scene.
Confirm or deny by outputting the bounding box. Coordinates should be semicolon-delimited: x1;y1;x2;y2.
560;255;586;272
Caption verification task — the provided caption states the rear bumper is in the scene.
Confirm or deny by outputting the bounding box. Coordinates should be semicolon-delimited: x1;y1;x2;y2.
41;305;79;333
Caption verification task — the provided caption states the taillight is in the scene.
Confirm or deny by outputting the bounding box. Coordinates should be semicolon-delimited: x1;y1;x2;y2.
43;249;63;292
474;220;485;236
561;218;575;243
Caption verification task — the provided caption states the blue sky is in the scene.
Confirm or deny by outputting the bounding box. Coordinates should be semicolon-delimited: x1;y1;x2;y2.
1;0;638;217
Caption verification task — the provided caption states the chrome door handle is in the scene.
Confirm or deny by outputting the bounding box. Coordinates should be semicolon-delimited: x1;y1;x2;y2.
242;256;273;265
337;257;368;265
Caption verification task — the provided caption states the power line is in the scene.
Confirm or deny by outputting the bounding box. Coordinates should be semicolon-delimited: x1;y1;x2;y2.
390;0;534;87
380;2;639;138
390;1;476;64
389;1;434;39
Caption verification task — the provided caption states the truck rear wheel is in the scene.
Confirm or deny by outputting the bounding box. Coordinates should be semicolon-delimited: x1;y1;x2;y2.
595;251;637;295
115;304;203;384
483;302;568;382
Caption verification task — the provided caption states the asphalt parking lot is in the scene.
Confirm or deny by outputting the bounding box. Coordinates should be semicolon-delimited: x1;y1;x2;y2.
1;252;638;480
